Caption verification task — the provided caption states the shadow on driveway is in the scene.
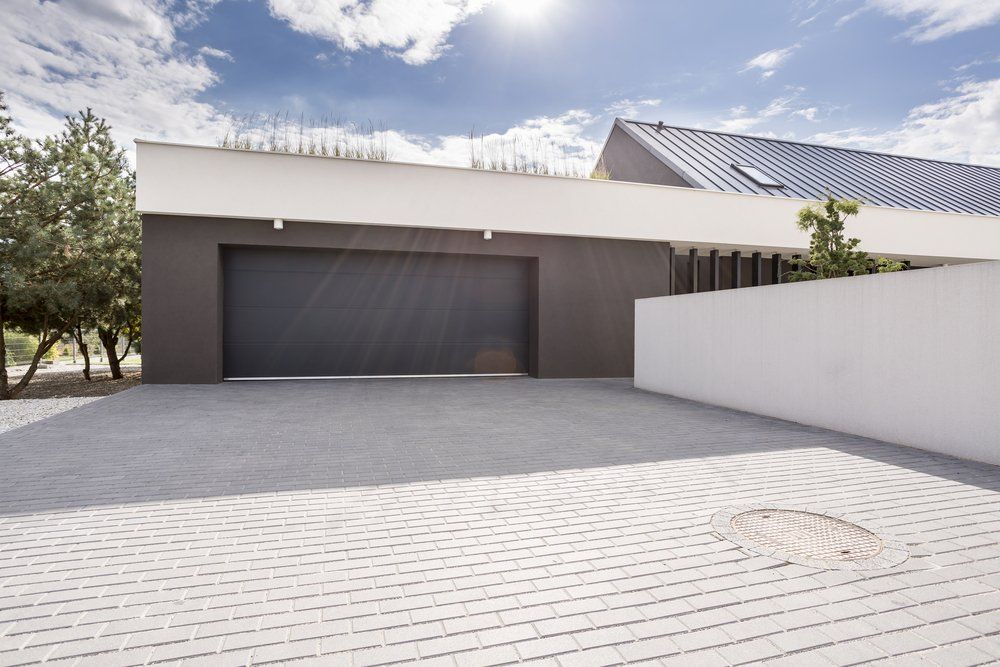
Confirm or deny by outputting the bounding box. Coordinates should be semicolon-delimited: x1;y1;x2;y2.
1;377;998;516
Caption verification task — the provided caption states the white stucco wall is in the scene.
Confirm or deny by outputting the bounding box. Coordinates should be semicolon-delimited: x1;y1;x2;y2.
135;140;1000;265
635;262;1000;466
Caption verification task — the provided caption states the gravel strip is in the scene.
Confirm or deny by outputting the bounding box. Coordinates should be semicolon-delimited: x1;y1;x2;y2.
0;397;101;435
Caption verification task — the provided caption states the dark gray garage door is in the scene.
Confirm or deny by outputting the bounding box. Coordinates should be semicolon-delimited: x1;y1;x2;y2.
223;247;530;378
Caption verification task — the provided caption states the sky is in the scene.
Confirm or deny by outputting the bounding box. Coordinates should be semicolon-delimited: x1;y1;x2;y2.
2;0;998;170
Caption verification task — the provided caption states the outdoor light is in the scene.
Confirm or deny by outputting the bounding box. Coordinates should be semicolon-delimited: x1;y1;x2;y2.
273;218;284;230
483;230;492;240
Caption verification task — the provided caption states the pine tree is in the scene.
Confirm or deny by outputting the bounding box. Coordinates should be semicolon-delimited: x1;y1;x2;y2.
0;95;137;398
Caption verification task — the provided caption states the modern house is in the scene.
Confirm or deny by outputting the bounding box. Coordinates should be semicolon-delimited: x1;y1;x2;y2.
135;120;1000;384
599;119;1000;291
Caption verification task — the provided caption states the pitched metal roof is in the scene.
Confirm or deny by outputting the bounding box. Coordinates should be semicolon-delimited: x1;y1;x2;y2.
613;119;1000;217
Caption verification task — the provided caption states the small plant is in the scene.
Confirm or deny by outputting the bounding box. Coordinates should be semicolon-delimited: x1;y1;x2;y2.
787;196;906;281
589;157;611;180
219;113;390;161
467;129;602;179
219;112;608;180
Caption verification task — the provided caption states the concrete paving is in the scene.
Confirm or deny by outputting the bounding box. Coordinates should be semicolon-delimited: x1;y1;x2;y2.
0;378;998;665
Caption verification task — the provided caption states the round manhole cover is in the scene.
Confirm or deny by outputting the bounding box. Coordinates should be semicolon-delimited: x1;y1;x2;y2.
712;505;909;571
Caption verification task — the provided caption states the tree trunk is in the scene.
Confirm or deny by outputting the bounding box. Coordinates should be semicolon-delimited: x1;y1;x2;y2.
98;327;123;380
0;296;9;400
73;322;91;381
117;330;134;365
5;322;68;400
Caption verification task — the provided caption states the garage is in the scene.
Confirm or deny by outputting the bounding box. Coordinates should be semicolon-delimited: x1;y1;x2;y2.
222;246;531;379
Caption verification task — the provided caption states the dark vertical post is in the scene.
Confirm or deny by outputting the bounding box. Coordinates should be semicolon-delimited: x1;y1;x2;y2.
668;246;676;295
688;248;698;294
751;251;763;286
771;253;783;284
731;251;742;289
709;249;720;291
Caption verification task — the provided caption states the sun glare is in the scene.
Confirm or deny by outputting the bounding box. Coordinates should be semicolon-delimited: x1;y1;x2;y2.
499;0;555;22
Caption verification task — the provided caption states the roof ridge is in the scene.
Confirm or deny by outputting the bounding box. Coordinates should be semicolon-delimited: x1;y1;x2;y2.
621;118;1000;171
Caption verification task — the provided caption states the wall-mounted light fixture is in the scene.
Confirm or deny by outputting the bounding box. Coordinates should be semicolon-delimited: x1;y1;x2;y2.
273;218;284;230
483;230;492;240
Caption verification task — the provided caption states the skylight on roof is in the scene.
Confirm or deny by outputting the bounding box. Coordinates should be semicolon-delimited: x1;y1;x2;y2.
732;163;783;188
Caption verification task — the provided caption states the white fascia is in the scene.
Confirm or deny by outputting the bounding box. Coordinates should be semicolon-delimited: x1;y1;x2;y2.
136;140;1000;265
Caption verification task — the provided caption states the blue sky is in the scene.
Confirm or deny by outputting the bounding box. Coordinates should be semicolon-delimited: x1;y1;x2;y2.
2;0;998;167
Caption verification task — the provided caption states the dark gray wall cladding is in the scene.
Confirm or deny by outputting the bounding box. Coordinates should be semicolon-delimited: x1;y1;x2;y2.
141;215;672;383
671;253;782;293
222;247;530;378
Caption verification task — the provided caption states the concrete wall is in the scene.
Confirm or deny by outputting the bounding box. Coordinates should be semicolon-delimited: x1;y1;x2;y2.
143;215;671;383
635;262;1000;466
136;141;1000;265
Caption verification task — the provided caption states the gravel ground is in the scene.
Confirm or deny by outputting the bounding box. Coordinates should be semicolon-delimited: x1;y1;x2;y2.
0;396;101;434
6;366;141;399
0;365;140;434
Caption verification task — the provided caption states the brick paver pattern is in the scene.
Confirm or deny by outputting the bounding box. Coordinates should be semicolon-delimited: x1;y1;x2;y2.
0;378;998;666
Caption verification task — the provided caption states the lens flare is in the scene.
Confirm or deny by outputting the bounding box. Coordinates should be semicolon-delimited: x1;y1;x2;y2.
499;0;555;22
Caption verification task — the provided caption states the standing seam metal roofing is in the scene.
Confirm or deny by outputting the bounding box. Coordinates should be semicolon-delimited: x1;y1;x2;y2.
614;119;1000;216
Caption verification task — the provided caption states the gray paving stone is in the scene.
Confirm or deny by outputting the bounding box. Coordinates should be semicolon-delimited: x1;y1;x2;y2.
453;644;521;666
914;620;980;646
514;634;580;660
867;631;936;656
714;636;783;664
246;639;317;664
617;636;683;661
557;646;624;667
0;378;999;665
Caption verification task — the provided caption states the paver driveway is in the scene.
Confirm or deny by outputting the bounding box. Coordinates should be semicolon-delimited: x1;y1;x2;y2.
1;378;999;666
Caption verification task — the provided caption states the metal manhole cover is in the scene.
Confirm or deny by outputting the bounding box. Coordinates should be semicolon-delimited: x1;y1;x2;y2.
712;505;909;571
733;509;881;561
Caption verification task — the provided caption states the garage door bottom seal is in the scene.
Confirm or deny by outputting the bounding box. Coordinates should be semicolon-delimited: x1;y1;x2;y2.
223;373;529;381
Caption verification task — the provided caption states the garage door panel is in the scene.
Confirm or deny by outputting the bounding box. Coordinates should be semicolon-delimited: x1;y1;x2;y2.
224;341;526;377
223;306;529;344
226;247;526;279
223;247;530;378
224;271;527;310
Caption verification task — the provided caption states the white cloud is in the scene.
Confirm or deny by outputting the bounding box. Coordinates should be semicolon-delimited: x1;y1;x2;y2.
798;12;822;27
604;98;661;119
835;6;869;27
198;46;234;61
172;0;224;28
808;78;1000;165
867;0;1000;42
793;107;819;121
714;93;813;133
742;44;799;80
0;0;229;153
267;0;493;66
954;56;1000;72
0;0;606;174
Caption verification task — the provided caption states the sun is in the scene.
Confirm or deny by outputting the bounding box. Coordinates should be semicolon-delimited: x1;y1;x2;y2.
498;0;556;22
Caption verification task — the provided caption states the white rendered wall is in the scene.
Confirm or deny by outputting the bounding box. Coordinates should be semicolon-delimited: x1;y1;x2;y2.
135;141;1000;265
635;262;1000;466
